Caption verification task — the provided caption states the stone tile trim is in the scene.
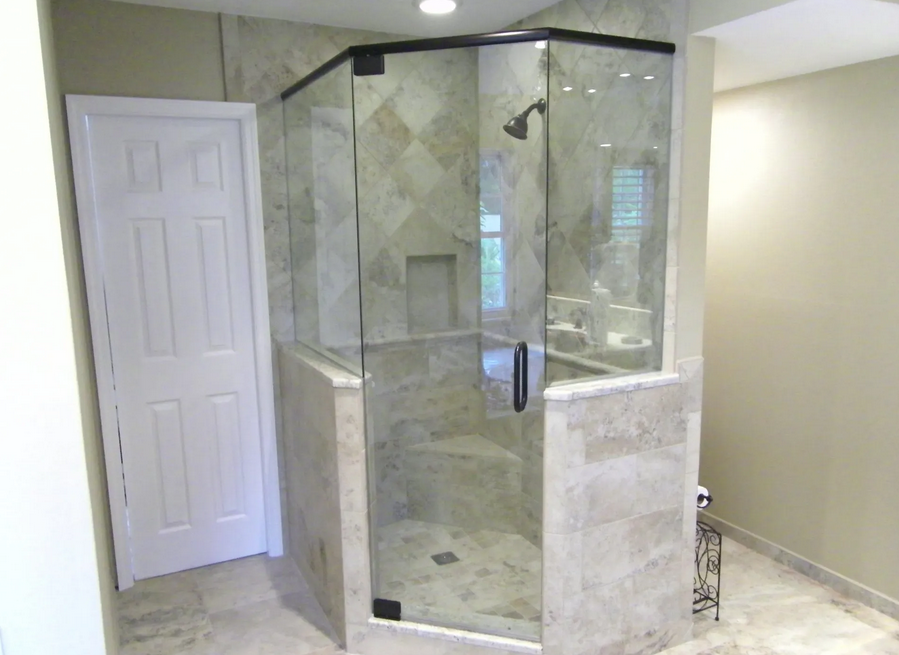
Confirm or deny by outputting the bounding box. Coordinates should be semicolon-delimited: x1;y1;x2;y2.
702;513;899;623
367;618;543;654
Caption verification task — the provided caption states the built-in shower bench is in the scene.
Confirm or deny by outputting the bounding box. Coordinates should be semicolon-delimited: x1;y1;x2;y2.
405;434;522;534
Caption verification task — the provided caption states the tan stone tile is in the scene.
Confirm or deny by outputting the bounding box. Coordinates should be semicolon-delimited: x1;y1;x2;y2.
210;593;339;655
194;555;307;614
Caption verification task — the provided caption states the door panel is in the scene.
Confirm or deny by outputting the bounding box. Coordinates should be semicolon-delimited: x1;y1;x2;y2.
88;115;266;579
358;43;547;641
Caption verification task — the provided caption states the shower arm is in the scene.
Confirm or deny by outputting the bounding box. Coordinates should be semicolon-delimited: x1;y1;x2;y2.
521;98;547;120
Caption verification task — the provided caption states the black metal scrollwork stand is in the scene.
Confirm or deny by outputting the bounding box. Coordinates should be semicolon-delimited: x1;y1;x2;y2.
693;520;721;620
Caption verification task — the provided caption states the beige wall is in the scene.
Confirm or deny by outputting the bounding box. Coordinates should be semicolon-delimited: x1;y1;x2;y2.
702;54;899;601
47;0;228;610
52;0;224;101
40;0;119;649
676;35;715;361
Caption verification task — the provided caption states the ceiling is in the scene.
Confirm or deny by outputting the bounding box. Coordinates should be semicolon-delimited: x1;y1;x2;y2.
698;0;899;92
109;0;562;37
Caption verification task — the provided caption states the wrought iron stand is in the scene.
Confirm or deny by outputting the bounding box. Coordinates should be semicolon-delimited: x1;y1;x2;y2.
693;520;721;620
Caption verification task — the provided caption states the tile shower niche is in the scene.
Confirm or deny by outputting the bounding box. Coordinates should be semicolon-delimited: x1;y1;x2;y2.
407;255;459;333
278;24;700;655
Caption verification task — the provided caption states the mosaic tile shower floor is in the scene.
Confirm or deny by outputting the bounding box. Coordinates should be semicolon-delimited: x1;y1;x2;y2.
376;520;542;640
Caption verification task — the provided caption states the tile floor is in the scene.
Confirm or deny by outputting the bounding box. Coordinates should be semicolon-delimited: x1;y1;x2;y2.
117;536;899;655
671;539;899;655
376;520;542;640
116;554;339;655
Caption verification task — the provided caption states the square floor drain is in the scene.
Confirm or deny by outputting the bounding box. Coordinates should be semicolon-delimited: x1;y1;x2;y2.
431;551;460;565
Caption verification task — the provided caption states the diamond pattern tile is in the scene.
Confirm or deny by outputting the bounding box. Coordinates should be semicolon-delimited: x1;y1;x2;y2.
386;69;445;135
365;51;421;100
357;104;415;171
353;49;480;343
419;108;474;171
363;174;416;240
390;140;446;202
596;0;650;38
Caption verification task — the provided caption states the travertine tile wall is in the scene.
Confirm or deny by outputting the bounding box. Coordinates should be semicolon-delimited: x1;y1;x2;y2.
542;363;701;655
347;47;499;535
405;434;523;534
223;8;685;362
278;343;346;637
524;4;692;654
482;402;545;547
353;48;481;343
284;61;361;357
277;343;370;647
363;333;484;527
221;15;405;342
473;0;688;556
476;40;550;549
477;43;550;349
507;0;680;375
279;353;702;655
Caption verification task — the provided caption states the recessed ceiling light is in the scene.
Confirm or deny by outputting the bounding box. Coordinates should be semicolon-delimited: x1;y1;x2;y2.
644;75;655;80
619;73;631;78
562;86;573;91
600;143;612;147
653;146;659;149
418;0;457;14
587;88;596;93
535;41;547;50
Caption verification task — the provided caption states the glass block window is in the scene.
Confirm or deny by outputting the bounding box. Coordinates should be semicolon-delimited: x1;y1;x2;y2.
611;167;655;244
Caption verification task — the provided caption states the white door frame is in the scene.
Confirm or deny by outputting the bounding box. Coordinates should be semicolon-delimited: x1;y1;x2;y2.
67;95;283;590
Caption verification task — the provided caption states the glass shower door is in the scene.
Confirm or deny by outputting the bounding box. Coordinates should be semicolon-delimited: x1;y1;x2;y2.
355;41;547;640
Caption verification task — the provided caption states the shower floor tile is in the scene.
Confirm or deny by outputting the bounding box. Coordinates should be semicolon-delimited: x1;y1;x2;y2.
376;519;542;640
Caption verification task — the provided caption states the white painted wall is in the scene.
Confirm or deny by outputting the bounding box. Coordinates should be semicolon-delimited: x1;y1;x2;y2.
0;1;108;653
697;0;899;92
689;0;795;32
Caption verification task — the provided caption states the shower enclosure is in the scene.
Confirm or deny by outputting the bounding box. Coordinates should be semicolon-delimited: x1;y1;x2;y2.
282;28;674;643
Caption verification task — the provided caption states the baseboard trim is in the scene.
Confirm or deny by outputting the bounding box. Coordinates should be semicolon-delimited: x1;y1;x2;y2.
702;512;899;622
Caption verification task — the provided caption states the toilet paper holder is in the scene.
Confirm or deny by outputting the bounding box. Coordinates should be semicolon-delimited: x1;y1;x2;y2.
697;485;713;509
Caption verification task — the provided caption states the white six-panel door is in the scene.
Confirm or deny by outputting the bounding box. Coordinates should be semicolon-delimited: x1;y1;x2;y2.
68;97;279;583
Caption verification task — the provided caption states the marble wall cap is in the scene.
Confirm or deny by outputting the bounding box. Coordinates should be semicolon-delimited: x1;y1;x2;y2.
279;341;364;389
543;371;680;401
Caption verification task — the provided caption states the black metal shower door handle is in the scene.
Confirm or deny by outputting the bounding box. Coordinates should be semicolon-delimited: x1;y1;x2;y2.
513;341;528;413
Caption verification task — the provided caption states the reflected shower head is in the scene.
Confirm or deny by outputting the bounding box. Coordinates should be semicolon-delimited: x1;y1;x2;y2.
503;98;546;140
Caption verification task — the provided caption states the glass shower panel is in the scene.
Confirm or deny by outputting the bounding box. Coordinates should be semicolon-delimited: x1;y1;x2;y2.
357;42;547;640
546;43;673;384
284;61;363;373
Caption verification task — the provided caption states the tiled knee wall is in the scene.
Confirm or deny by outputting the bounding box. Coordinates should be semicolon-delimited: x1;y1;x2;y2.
542;360;702;655
279;343;372;647
282;339;702;655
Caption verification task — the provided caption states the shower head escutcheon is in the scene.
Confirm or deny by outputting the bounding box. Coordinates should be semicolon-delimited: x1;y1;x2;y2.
503;98;546;140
